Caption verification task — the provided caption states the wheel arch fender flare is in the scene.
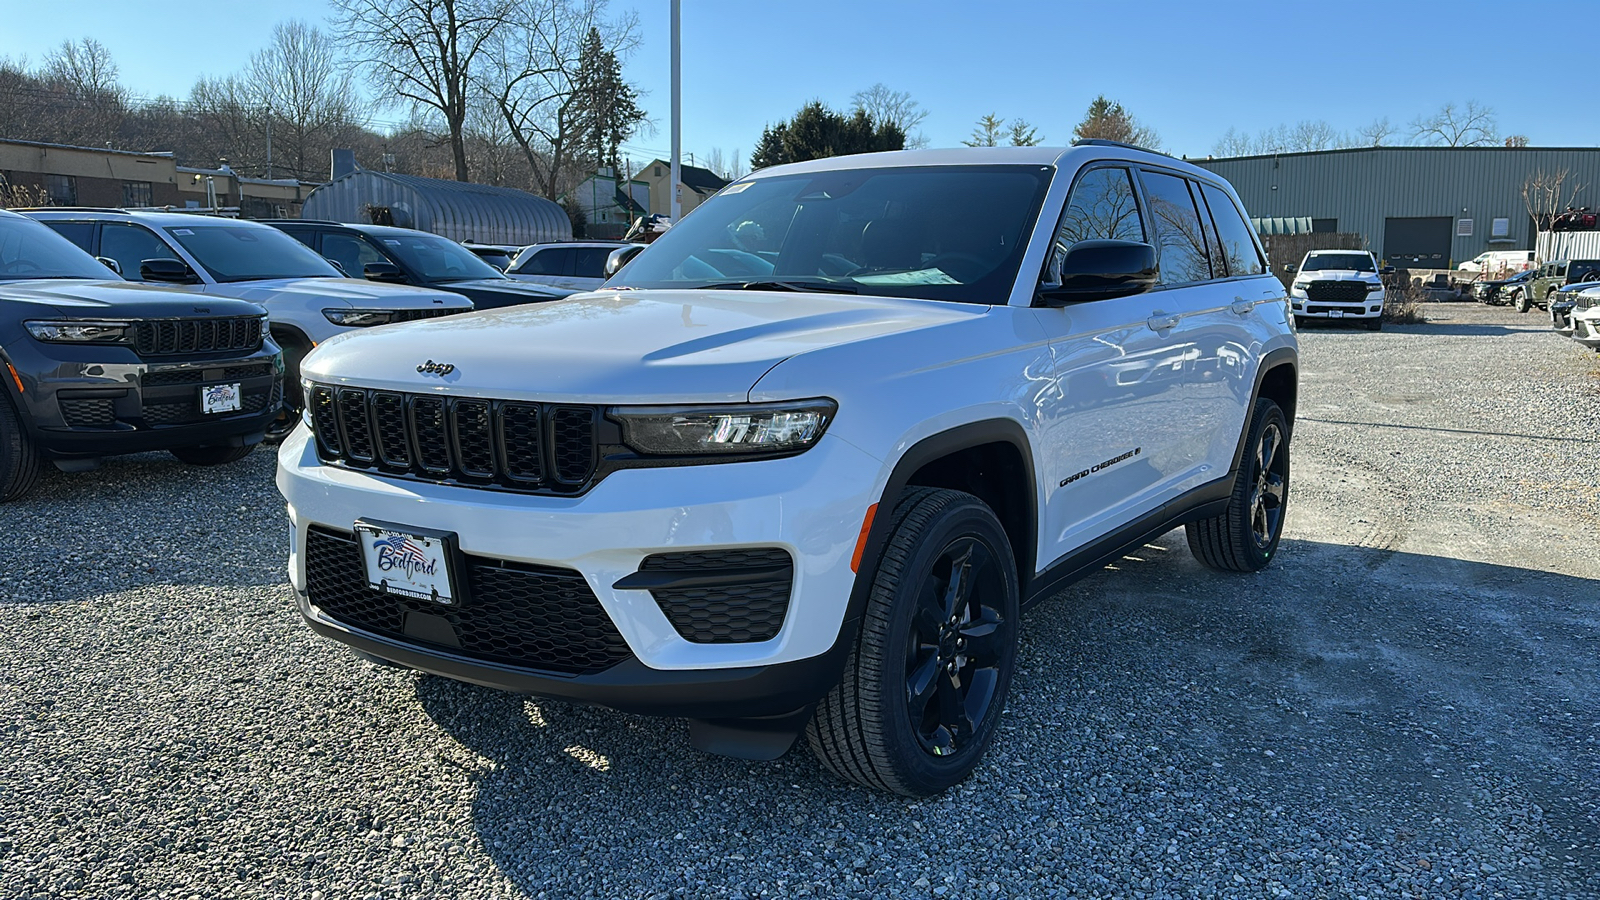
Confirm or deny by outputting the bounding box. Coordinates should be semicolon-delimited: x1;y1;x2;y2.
844;418;1039;629
1229;346;1298;479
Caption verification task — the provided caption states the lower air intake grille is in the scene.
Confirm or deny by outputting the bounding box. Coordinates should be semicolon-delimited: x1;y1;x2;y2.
303;527;632;674
639;548;794;644
60;398;116;427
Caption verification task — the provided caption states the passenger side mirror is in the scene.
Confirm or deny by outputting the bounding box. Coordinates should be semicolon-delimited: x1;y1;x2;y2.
1380;266;1395;276
95;256;122;276
140;258;198;284
1035;240;1158;307
604;244;646;278
363;261;408;284
1283;263;1298;274
325;258;349;277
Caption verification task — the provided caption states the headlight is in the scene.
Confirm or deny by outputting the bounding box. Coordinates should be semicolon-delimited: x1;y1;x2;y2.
611;400;837;456
300;378;314;425
25;320;132;344
1291;281;1310;290
323;309;403;327
1365;283;1384;293
260;314;272;338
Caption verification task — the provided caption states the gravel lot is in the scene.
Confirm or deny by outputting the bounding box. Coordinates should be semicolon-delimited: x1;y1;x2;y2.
3;302;1597;899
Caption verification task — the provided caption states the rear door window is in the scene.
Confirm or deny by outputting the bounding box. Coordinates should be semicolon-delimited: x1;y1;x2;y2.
41;221;95;254
321;233;389;279
572;247;614;278
1198;183;1265;276
1139;170;1214;285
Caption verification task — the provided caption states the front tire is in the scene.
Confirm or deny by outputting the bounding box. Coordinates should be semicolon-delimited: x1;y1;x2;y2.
1515;289;1532;313
807;488;1020;797
170;444;254;466
1186;398;1289;572
0;391;42;502
1365;316;1383;331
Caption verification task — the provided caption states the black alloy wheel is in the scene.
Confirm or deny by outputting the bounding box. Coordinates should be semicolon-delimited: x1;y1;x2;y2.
1187;397;1290;572
904;536;1008;759
808;487;1020;796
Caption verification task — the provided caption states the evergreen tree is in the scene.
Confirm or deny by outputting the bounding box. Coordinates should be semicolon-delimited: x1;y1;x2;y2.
749;102;904;170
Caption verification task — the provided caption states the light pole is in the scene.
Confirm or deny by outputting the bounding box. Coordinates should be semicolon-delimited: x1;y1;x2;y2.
669;0;681;222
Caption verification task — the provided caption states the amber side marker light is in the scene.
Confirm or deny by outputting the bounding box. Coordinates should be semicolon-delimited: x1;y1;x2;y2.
850;503;878;573
5;361;23;394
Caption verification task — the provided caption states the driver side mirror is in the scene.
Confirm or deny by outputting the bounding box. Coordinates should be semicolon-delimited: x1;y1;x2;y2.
1380;266;1395;276
603;244;646;278
363;261;408;284
1036;240;1158;307
325;258;349;277
140;258;198;284
1283;263;1298;274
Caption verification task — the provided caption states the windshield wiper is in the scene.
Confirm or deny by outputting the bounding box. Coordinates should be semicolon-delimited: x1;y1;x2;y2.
699;279;858;295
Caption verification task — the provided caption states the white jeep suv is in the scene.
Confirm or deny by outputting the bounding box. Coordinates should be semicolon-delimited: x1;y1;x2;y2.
1288;249;1386;330
277;143;1298;796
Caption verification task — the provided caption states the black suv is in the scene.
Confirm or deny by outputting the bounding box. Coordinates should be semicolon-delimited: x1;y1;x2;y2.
262;221;568;310
0;210;280;501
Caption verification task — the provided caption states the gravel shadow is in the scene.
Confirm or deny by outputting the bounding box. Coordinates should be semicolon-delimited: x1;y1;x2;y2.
412;536;1599;898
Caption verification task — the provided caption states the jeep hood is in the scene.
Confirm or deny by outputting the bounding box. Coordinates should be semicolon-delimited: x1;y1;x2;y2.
300;288;986;403
0;278;266;318
204;277;471;310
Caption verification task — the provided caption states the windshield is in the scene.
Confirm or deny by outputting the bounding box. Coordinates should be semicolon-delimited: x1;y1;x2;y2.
1302;253;1375;272
165;222;342;283
0;214;121;282
376;232;505;282
608;164;1053;304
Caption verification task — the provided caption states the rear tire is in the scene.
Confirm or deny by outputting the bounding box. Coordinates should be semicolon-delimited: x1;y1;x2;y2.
807;487;1019;797
1186;398;1289;572
170;444;254;466
0;391;43;502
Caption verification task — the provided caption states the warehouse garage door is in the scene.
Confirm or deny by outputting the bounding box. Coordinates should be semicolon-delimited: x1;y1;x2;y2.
1383;217;1453;266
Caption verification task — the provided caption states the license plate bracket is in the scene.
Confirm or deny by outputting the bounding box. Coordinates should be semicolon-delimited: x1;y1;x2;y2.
354;519;461;606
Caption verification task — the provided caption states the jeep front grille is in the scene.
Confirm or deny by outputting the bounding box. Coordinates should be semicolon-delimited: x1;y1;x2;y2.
1305;281;1370;302
132;318;262;357
308;385;599;494
303;526;632;674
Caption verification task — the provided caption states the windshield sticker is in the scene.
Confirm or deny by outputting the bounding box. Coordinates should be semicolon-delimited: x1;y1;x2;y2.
720;182;752;195
170;228;193;235
855;268;961;286
384;240;402;246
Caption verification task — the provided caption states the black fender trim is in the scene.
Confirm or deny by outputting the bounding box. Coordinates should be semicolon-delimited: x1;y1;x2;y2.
1230;346;1298;474
845;418;1039;626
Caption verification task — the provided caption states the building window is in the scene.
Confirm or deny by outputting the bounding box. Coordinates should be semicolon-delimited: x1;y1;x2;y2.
1491;217;1510;238
45;174;76;206
654;166;662;177
123;181;153;208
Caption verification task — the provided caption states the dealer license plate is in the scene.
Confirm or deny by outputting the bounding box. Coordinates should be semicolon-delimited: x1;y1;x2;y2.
1328;309;1345;318
201;382;242;414
355;523;456;605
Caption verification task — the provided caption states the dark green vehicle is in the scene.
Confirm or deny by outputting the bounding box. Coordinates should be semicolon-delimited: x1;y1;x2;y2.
1523;259;1600;313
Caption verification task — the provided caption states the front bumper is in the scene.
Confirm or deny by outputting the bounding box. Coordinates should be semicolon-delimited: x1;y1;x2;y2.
7;340;283;457
1290;298;1384;320
277;425;885;713
1570;313;1600;349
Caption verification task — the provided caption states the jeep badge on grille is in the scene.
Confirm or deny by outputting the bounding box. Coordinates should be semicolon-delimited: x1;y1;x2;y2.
417;360;456;376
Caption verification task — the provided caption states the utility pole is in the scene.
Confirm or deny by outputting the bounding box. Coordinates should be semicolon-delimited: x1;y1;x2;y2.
670;0;681;221
265;113;273;181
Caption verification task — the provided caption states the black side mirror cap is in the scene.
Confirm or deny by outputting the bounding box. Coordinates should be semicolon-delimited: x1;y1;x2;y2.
603;244;646;278
325;258;349;277
1380;266;1396;276
140;258;197;284
95;256;122;276
1283;263;1299;274
363;261;408;283
1036;240;1158;307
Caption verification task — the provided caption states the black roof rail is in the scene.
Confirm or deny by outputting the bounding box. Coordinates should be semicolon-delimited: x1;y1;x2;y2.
254;218;340;225
9;206;128;213
1071;138;1177;159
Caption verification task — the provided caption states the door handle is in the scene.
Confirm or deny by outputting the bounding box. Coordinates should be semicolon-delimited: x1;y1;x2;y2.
1146;312;1181;332
1230;297;1256;316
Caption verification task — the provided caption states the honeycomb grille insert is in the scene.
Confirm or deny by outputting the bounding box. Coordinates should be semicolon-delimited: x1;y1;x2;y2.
308;385;598;495
303;527;632;674
639;548;793;644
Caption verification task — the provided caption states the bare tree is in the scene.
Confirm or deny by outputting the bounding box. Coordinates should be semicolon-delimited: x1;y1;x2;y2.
332;0;516;181
1287;119;1339;152
702;147;747;181
852;83;929;149
1522;168;1586;230
1410;100;1498;147
1212;127;1253;157
476;0;641;199
249;21;366;179
39;38;126;144
1355;116;1396;146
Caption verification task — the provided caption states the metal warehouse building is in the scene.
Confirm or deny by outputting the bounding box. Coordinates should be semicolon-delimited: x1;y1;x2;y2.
1193;147;1600;268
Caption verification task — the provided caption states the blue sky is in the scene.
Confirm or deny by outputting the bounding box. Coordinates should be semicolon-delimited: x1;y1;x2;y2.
2;0;1595;169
